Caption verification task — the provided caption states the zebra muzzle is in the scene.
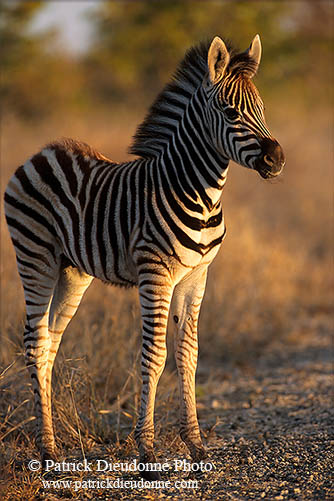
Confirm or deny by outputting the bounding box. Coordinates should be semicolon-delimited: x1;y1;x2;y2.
255;138;285;178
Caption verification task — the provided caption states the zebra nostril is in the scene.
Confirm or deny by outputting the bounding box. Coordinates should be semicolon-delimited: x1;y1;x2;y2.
264;154;274;166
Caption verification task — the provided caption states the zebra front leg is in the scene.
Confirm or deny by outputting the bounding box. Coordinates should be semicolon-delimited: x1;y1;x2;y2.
135;279;173;480
23;292;56;463
171;266;208;462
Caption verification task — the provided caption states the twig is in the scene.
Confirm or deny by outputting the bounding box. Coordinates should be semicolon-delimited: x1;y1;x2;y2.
0;416;36;441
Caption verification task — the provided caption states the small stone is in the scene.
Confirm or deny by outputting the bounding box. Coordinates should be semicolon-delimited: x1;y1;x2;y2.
211;399;221;409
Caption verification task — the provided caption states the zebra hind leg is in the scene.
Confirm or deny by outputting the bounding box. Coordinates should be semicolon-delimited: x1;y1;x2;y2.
45;258;93;463
18;251;91;466
19;259;60;463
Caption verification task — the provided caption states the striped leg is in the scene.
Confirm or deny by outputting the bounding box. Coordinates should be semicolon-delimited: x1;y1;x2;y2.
135;273;173;480
20;264;60;461
21;255;91;463
171;265;208;461
45;262;93;456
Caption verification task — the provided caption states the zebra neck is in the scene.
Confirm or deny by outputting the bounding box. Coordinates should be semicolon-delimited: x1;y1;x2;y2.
158;93;229;213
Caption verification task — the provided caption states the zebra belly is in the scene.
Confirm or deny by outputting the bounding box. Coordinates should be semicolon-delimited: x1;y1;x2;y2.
61;215;225;287
56;226;138;287
105;254;138;287
85;246;138;287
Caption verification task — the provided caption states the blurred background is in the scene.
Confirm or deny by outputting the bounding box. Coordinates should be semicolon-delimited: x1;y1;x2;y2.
1;1;332;118
0;0;333;466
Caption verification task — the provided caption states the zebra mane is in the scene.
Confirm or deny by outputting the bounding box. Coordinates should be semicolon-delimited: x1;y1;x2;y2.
129;38;255;159
46;138;111;162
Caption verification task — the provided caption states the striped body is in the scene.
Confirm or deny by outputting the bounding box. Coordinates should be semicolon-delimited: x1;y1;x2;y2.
4;35;284;479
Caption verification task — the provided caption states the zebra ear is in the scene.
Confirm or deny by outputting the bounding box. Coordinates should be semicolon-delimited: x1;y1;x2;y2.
207;37;230;85
246;34;262;77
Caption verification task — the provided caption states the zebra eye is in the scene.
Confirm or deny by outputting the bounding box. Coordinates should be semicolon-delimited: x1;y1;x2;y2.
224;107;239;120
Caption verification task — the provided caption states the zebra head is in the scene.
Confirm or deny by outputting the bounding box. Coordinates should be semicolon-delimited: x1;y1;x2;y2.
204;35;285;179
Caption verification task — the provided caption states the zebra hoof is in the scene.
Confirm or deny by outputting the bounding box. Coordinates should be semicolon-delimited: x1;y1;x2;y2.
140;469;161;481
139;451;161;481
41;450;57;470
190;445;207;463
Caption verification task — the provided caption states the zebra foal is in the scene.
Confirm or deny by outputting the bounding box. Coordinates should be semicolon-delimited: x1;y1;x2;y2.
4;35;284;479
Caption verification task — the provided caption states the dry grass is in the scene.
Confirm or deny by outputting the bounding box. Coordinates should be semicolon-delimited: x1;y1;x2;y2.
0;105;332;499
